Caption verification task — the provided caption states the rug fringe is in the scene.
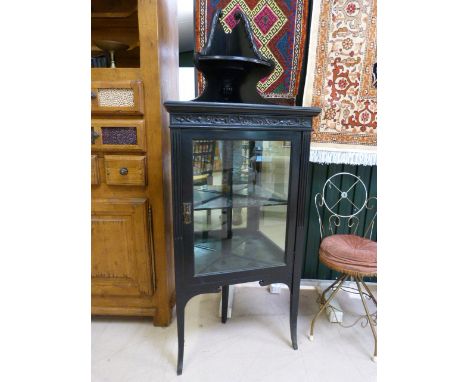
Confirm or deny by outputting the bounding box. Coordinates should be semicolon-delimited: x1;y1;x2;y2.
310;149;377;166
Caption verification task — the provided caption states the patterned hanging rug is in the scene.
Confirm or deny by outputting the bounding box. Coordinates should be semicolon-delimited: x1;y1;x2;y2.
302;0;377;165
195;0;310;105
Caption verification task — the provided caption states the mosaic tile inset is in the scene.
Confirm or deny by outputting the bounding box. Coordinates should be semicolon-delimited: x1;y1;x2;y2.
101;127;138;145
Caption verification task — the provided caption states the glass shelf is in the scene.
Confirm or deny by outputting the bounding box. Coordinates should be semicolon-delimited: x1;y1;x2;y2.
194;231;286;276
193;184;287;210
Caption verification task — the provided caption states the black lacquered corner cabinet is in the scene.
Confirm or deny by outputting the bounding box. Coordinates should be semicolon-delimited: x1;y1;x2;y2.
164;9;320;375
165;101;320;374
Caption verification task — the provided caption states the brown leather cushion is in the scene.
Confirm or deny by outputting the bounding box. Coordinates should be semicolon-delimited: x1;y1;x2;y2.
319;234;377;277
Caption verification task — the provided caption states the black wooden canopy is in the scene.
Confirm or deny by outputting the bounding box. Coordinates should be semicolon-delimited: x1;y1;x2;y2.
194;10;275;104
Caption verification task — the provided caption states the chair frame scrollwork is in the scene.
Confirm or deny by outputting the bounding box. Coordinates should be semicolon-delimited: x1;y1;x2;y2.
315;172;377;241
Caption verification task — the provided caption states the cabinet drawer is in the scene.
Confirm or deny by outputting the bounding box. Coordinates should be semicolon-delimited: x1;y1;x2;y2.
91;155;100;185
92;119;146;152
104;155;146;186
91;80;144;115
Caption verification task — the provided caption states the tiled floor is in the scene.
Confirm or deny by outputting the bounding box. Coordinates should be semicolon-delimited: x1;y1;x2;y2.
92;283;376;382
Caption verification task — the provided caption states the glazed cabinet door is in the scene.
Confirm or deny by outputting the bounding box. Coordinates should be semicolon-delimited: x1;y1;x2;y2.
175;130;301;284
91;198;154;297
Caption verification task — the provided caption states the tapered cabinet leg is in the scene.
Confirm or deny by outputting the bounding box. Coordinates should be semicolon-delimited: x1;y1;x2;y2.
289;283;299;350
221;285;229;323
176;299;186;375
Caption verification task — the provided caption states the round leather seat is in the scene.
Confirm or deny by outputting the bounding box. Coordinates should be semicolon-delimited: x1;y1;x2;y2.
319;234;377;277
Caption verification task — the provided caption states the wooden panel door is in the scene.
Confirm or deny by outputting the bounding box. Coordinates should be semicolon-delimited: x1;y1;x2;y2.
91;198;154;297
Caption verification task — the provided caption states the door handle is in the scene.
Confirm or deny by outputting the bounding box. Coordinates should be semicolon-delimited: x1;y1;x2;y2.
91;130;100;144
183;203;192;224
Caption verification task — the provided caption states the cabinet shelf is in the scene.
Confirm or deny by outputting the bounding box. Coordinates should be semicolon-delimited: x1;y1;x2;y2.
92;9;137;18
194;231;286;276
91;0;139;68
193;184;288;210
91;45;140;68
91;67;141;81
91;0;137;18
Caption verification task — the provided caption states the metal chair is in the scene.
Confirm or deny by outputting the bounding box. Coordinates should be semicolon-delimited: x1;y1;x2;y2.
309;172;377;361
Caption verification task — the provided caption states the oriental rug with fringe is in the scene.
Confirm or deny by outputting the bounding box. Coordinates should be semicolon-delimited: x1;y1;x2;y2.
303;0;377;165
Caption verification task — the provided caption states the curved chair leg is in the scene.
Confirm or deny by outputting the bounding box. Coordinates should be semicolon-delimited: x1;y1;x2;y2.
358;276;377;306
319;274;345;303
309;274;348;340
355;278;377;361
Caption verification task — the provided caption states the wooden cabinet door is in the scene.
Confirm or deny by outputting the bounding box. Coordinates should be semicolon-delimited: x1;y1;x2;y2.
91;198;154;297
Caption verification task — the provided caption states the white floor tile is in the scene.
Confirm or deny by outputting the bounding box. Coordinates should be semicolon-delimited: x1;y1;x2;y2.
92;284;376;382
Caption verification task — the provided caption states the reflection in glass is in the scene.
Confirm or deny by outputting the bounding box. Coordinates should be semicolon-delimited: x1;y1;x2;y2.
192;139;291;276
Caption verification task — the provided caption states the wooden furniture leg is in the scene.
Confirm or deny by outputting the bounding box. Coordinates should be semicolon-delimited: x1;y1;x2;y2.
176;298;186;375
289;282;300;350
221;285;229;323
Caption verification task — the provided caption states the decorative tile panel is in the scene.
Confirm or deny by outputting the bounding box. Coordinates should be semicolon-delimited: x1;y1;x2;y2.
102;127;138;145
97;88;135;107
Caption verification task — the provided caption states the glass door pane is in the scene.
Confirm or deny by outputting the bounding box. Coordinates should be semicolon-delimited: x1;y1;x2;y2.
192;139;291;276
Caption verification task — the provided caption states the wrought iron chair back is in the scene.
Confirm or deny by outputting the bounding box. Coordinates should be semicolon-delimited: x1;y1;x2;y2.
315;172;377;241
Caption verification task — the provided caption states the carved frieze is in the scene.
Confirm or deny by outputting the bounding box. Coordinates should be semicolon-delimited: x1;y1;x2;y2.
170;113;310;128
